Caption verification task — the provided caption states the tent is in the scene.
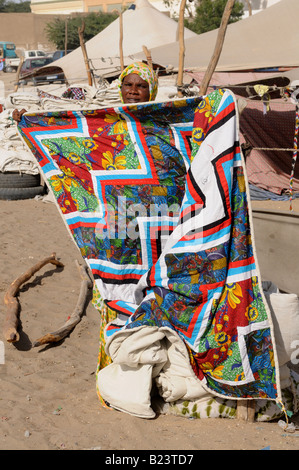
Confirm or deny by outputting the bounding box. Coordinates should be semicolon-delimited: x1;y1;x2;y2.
38;0;197;83
134;0;299;72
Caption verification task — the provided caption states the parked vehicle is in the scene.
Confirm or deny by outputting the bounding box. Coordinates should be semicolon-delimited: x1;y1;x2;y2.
19;57;65;85
0;41;20;73
21;50;47;60
52;50;73;62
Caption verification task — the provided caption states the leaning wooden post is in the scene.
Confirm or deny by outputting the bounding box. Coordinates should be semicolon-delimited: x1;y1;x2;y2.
177;0;187;98
78;21;93;86
200;0;236;96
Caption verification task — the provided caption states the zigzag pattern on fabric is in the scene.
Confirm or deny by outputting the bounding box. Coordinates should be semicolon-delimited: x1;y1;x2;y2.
18;90;280;402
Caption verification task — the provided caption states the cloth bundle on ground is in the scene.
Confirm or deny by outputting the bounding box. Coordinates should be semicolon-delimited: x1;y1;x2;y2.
0;109;40;175
17;89;299;421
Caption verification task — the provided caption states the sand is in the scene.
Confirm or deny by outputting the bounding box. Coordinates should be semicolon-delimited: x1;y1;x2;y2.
1;71;299;452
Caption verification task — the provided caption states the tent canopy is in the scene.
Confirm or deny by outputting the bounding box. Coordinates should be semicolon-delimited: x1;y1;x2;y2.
37;0;197;83
134;0;299;72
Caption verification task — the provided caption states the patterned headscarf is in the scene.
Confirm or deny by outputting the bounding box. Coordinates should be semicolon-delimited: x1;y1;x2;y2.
118;61;158;103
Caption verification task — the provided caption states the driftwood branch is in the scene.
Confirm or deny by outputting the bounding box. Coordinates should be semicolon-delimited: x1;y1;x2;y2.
33;260;92;347
3;253;64;343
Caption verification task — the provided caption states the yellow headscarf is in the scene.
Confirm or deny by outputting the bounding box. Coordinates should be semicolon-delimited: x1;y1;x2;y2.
118;62;158;103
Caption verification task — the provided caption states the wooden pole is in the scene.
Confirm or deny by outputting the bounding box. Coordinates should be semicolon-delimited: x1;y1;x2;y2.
177;0;187;98
119;9;124;72
64;18;68;56
237;399;255;422
200;0;236;96
142;45;153;70
14;56;24;92
78;21;93;86
112;8;124;72
245;0;252;16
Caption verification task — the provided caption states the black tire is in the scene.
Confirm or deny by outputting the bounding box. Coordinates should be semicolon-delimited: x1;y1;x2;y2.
0;172;40;188
0;185;45;200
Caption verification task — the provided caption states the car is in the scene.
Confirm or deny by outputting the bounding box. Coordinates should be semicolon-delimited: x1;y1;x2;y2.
52;49;73;62
19;57;65;85
21;50;47;60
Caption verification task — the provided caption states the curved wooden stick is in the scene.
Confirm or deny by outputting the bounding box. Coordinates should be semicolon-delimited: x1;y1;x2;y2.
33;260;92;347
3;253;64;343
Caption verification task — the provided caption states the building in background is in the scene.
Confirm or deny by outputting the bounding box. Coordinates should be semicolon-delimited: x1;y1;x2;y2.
239;0;281;17
30;0;166;14
30;0;180;15
30;0;282;16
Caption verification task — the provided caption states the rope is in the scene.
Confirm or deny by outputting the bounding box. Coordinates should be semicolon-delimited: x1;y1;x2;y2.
252;147;295;152
289;103;299;210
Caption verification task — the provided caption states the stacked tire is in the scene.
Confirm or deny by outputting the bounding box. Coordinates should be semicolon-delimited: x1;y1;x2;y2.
0;172;45;200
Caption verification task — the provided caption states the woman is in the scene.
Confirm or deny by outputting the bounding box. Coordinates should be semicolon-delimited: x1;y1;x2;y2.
12;62;158;121
119;61;158;104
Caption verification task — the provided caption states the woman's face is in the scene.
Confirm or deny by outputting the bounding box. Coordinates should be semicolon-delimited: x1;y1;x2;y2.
121;73;150;103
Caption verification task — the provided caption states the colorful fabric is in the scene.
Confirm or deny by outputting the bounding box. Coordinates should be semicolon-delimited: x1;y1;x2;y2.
37;89;61;101
92;284;116;371
156;367;299;422
18;89;281;417
61;87;86;101
92;284;116;409
118;61;158;102
289;104;299;210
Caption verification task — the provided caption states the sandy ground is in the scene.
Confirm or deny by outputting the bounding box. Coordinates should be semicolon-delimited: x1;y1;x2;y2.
1;71;299;452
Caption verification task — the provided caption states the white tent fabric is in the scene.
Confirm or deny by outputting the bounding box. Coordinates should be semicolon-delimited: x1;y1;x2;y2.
43;0;197;83
134;0;299;72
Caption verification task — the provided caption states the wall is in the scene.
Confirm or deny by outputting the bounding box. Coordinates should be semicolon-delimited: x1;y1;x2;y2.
0;12;85;52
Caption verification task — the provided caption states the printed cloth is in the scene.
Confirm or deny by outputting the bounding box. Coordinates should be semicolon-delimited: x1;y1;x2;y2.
61;87;86;101
118;61;158;102
18;89;281;417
